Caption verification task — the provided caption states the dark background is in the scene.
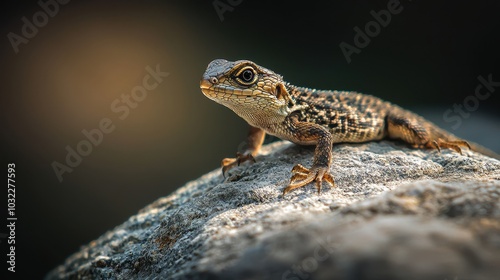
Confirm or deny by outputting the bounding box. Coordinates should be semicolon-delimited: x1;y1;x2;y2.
1;0;499;279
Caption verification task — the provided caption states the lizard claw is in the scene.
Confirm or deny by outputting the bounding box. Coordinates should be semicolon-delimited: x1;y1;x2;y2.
221;152;256;177
426;139;471;155
283;164;335;196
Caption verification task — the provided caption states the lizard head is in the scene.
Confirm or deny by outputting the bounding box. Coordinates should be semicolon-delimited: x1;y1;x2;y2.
200;59;295;126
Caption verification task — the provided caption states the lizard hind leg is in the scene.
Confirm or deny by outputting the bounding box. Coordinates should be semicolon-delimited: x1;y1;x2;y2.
387;114;470;154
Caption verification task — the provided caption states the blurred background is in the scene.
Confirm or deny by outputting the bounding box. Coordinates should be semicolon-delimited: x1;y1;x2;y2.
1;0;499;278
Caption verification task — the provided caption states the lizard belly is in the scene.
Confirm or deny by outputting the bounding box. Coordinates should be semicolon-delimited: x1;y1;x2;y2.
263;114;387;146
328;126;386;143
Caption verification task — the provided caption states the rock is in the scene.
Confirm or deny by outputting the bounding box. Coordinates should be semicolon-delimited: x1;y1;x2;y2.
46;141;500;280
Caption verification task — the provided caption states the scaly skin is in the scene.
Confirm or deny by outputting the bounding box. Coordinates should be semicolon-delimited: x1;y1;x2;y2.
200;59;500;195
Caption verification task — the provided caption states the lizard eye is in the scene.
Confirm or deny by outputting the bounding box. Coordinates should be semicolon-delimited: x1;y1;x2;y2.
240;69;254;82
235;66;257;85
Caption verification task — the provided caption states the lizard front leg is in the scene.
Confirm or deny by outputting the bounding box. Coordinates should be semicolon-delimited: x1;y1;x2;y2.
222;126;265;176
283;120;335;195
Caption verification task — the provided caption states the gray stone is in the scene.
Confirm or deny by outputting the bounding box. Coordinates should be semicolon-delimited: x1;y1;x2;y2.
46;141;500;280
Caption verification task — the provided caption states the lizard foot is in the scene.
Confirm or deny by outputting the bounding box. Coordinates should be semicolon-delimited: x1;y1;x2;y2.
221;152;256;177
283;164;335;196
427;139;471;155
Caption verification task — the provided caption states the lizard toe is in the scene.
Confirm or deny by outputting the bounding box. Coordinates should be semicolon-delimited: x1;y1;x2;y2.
283;166;335;196
221;152;256;177
426;139;471;155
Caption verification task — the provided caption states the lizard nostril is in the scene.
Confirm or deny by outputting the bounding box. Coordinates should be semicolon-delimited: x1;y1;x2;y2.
210;77;219;84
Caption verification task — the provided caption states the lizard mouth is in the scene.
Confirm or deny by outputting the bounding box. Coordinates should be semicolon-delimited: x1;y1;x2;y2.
200;79;233;97
200;79;218;98
200;79;212;90
200;78;268;101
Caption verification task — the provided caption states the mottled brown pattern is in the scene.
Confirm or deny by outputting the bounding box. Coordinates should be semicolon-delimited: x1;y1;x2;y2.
200;59;499;195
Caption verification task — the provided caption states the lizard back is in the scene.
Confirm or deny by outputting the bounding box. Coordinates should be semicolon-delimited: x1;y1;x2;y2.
289;86;395;143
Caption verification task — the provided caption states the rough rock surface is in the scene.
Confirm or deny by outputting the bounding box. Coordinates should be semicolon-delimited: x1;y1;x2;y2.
46;141;500;280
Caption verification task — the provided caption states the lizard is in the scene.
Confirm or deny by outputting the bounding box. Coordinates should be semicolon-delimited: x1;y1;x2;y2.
200;59;500;195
